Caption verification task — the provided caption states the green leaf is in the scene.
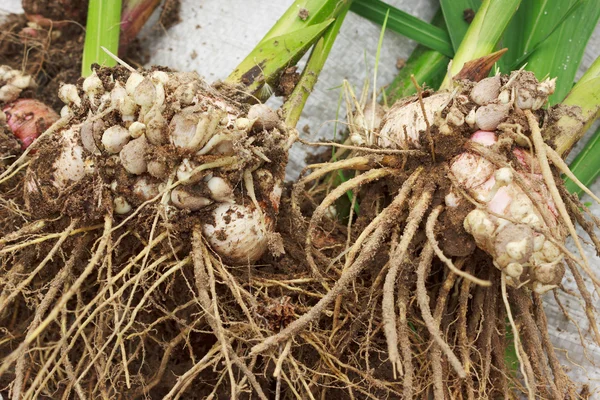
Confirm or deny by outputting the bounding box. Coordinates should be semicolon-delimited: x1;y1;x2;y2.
226;20;334;99
439;0;481;51
441;0;522;88
261;0;349;41
565;126;600;197
82;0;122;76
226;0;349;100
499;0;599;105
387;10;450;101
500;1;583;72
350;0;454;57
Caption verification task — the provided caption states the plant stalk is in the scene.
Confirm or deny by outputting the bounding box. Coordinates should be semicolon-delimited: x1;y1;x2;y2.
226;0;350;101
82;0;123;76
119;0;163;55
441;0;521;89
283;2;352;128
549;55;600;158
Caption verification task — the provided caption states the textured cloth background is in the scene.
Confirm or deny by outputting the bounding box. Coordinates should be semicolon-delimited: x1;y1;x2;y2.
2;0;600;392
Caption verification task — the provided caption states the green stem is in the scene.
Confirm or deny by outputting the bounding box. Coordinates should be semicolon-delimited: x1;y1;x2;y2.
226;0;349;101
283;2;352;128
441;0;522;89
82;0;123;77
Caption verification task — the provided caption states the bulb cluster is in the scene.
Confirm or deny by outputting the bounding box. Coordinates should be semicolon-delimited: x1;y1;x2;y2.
355;71;563;292
25;68;289;263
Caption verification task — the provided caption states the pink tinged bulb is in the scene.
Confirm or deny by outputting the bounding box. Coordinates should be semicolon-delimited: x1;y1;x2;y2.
3;99;59;150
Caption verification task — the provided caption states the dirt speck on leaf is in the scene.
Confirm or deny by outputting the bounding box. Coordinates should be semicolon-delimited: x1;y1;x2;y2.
298;8;309;21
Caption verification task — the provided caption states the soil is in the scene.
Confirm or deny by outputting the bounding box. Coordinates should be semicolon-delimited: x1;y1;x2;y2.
159;0;182;30
0;11;151;113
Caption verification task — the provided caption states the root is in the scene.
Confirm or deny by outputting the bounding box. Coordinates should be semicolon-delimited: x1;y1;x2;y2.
251;169;421;355
425;205;491;287
532;292;575;397
163;344;223;400
564;259;600;346
397;277;414;399
11;235;89;399
192;228;268;400
292;157;376;218
430;258;461;399
563;192;600;258
545;143;600;204
298;137;425;155
500;273;535;400
0;219;46;246
343;168;423;269
382;184;433;378
1;214;111;379
306;168;394;278
478;270;498;395
0;219;78;310
458;263;475;399
513;289;557;399
416;243;466;378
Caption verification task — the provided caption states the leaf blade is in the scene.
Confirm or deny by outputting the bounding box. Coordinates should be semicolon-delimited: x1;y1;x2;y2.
350;0;454;57
439;0;481;51
226;20;334;99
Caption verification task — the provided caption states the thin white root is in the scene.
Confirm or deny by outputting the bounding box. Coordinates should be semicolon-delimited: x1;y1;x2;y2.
416;243;466;378
544;143;600;204
273;340;293;378
426;205;491;286
298;137;425;155
382;187;433;378
0;219;78;309
0;215;112;377
192;228;268;400
343;168;423;270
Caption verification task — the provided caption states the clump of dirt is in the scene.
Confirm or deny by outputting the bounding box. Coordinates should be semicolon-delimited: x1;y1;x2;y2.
22;0;89;26
159;0;182;30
